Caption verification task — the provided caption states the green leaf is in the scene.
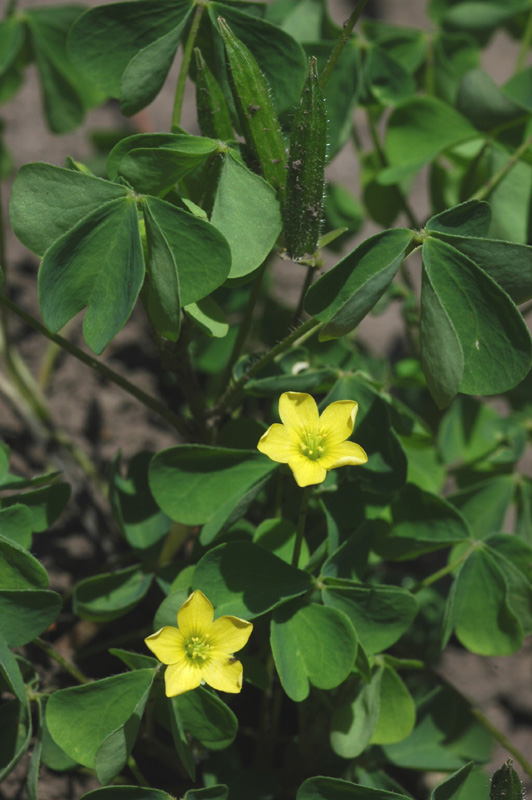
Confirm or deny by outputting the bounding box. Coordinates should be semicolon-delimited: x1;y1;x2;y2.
253;518;310;568
0;535;49;590
441;1;530;34
425;199;492;238
457;69;524;131
46;670;155;769
38;196;145;355
69;1;193;103
297;776;412;800
376;483;470;560
383;685;492;770
73;565;153;623
330;673;381;759
1;482;71;535
210;152;282;279
490;761;525;800
420;237;532;407
109;134;218;195
80;788;170;800
321;521;372;583
488;146;532;244
9;163;129;257
431;763;486;800
172;685;238;749
0;505;33;548
142;196;231;307
364;46;416;107
25;6;105;133
192;541;314;618
426;232;532;305
168;693;195;780
0;636;32;780
109;452;171;561
143;198;181;341
305;229;414;340
0;590;61;646
322;584;418;655
271;599;357;701
382;96;478;184
370;666;416;745
446;546;522;655
149;446;276;526
449;477;516;539
185;297;229;338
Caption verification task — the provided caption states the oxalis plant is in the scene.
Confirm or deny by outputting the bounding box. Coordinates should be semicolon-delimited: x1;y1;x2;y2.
1;0;532;798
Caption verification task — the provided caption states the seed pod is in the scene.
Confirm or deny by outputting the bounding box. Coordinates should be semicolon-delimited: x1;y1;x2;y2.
217;17;286;196
194;47;234;142
284;56;327;260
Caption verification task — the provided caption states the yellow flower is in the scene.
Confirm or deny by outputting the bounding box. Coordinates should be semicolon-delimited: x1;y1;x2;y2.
144;590;253;697
257;391;368;487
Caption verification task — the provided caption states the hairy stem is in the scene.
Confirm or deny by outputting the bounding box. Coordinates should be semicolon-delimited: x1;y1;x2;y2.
319;0;370;91
471;132;532;203
0;293;188;435
211;317;321;418
171;3;205;129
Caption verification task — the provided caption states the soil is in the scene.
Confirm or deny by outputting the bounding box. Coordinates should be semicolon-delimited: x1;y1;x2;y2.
1;0;531;798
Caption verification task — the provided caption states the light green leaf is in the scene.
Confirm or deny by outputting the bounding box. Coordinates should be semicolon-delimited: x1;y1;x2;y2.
365;46;416;107
73;566;153;623
149;446;276;526
1;482;71;535
185;297;228;338
0;535;49;590
210;152;282;279
271;599;357;701
370;666;416;745
330;673;381;759
0;506;33;548
81;787;170;799
38;196;145;354
297;776;411;800
46;670;155;769
172;685;237;750
253;518;310;567
323;584;418;655
382;96;478;184
305;229;414;340
449;477;516;539
192;541;313;618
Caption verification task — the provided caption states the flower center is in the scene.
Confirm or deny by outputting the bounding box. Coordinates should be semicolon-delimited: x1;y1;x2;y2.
300;431;326;461
184;635;213;664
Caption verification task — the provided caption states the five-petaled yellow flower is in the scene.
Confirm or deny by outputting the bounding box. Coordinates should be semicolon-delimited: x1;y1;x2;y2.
257;391;368;487
145;590;253;696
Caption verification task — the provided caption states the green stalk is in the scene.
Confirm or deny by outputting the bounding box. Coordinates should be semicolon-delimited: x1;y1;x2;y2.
471;132;532;202
33;637;89;685
218;261;267;394
292;485;311;567
171;2;205;130
411;541;478;593
319;0;370;91
515;7;532;74
211;317;321;418
0;293;188;435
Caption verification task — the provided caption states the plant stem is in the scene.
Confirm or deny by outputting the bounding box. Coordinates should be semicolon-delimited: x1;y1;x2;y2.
319;0;370;91
171;2;205;130
515;7;532;74
292;485;311;567
0;293;188;435
471;132;532;202
33;637;90;685
127;755;150;787
211;317;321;418
4;0;18;17
292;264;318;325
411;541;478;593
218;261;267;393
366;108;420;229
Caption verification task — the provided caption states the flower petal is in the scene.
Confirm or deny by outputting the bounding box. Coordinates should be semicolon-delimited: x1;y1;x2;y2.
257;423;299;464
319;400;358;446
145;627;185;665
177;590;214;639
209;616;253;654
202;657;244;693
288;454;327;487
164;658;203;696
279;392;319;433
321;440;368;470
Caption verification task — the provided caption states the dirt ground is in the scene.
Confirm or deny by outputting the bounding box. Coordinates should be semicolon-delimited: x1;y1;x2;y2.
1;0;531;797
